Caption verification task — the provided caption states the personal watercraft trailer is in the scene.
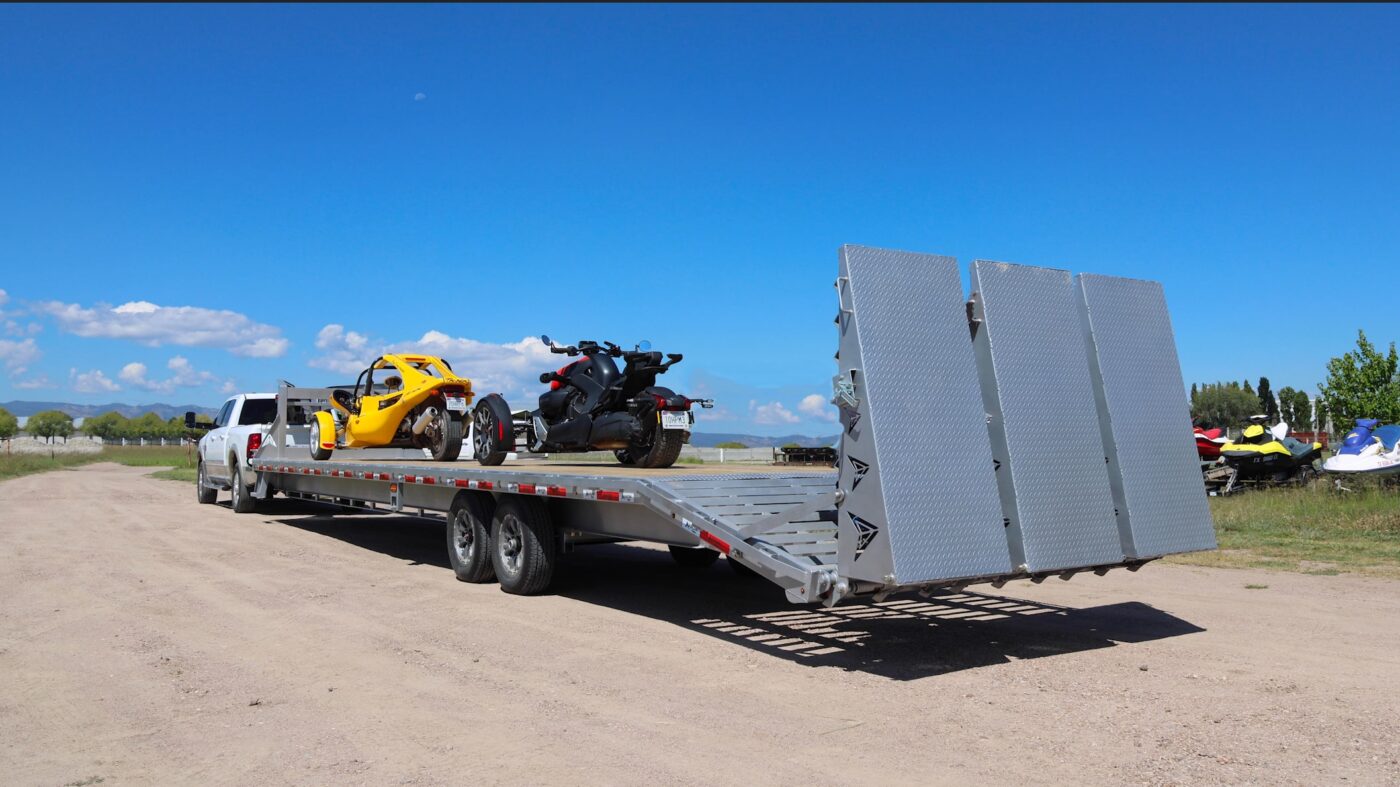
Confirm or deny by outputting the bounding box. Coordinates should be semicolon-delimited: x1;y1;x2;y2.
237;245;1216;606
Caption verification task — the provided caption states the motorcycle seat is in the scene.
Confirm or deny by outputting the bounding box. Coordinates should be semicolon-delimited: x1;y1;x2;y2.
1376;425;1400;451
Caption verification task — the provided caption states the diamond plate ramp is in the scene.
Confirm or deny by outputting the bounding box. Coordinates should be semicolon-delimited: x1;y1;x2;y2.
971;260;1124;571
834;245;1011;584
1077;274;1216;558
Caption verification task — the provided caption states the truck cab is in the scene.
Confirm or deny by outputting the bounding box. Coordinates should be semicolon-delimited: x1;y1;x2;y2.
192;393;278;512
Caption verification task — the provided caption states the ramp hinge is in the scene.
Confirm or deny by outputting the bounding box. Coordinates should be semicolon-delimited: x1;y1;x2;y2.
831;371;860;410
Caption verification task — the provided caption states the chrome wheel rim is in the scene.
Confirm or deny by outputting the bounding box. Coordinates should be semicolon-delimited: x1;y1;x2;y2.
498;516;522;575
473;408;490;458
452;510;475;564
310;421;320;453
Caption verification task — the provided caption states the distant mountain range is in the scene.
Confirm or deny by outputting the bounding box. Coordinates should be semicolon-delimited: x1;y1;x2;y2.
0;400;840;446
0;400;220;419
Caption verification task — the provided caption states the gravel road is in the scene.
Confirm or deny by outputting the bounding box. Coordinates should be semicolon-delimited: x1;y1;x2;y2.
2;463;1397;785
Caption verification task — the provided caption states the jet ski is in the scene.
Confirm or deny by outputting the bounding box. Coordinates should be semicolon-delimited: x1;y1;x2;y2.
1219;415;1323;483
1194;426;1229;460
1323;418;1400;475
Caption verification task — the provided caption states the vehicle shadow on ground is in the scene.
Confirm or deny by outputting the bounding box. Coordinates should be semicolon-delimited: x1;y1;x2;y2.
272;511;1205;681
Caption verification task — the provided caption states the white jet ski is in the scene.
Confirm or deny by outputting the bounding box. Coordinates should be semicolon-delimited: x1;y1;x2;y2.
1323;419;1400;475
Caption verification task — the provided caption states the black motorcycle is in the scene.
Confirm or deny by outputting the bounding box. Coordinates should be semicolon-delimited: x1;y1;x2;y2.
471;336;712;468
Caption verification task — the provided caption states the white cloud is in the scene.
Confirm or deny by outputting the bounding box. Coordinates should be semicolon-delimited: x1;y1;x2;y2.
309;324;557;403
39;300;289;357
118;355;225;394
414;92;427;101
750;399;801;425
0;289;8;307
13;374;54;390
0;337;40;374
798;393;838;422
71;368;121;394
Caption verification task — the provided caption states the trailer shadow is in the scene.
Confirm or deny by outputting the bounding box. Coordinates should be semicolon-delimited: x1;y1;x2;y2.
273;512;1205;681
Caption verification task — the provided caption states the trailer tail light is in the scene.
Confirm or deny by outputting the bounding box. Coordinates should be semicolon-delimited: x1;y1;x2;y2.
699;530;731;554
517;483;536;495
546;485;567;497
596;489;621;502
246;433;262;455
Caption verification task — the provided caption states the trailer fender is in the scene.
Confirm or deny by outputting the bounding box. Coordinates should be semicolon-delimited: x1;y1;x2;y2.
310;411;337;460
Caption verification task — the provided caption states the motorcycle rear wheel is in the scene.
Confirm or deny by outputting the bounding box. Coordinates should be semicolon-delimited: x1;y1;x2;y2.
616;423;685;469
428;413;463;462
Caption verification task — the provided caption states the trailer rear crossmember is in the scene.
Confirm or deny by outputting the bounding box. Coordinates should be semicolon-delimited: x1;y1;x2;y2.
236;245;1214;605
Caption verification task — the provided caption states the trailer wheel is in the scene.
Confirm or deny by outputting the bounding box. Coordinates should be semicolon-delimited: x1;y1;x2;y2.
309;418;333;461
729;556;760;578
230;465;257;514
196;460;217;504
447;492;496;583
490;496;556;595
668;545;719;568
472;395;514;466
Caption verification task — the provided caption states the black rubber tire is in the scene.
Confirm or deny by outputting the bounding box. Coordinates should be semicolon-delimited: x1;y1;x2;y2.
729;556;760;578
472;395;514;466
624;422;685;468
429;413;463;462
447;492;496;583
196;460;217;504
490;496;556;595
309;418;333;461
669;545;719;568
230;465;257;514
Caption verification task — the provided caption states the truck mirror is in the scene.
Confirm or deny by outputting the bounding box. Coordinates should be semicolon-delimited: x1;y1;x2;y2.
184;411;197;428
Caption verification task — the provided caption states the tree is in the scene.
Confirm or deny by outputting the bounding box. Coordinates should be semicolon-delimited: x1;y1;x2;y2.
83;411;129;441
128;412;169;441
1189;382;1198;409
0;407;18;449
714;441;748;449
1242;379;1255;397
1257;377;1279;421
1317;330;1400;433
27;410;74;443
1191;382;1261;428
1277;386;1296;426
1291;391;1312;434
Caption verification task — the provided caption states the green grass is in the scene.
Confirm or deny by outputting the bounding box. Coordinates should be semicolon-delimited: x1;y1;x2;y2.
0;444;195;481
1168;481;1400;578
150;466;199;482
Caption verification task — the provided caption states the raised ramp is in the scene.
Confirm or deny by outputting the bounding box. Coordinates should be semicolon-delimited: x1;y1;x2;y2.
1077;274;1217;558
970;261;1124;572
834;245;1011;585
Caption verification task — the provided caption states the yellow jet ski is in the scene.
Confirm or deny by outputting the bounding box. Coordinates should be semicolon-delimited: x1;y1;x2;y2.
1219;415;1322;483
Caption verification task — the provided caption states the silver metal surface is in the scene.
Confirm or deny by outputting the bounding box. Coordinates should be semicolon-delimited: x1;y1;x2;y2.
834;245;1012;584
1077;274;1217;558
971;260;1124;571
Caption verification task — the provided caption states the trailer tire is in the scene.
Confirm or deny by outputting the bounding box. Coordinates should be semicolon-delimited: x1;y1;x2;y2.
490;496;556;595
668;545;719;568
230;465;257;514
729;556;760;578
472;395;514;466
196;460;217;504
447;492;496;583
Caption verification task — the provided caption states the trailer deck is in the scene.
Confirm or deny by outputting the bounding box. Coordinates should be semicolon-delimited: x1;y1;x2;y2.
226;244;1217;605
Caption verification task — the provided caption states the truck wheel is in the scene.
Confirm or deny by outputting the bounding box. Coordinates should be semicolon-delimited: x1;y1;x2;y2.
490;496;556;595
472;395;514;466
428;412;463;462
196;460;217;504
230;465;257;514
669;545;719;568
447;492;496;583
309;418;332;461
623;423;685;468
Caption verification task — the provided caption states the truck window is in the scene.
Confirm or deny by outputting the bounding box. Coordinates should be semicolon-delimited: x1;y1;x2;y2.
214;401;234;427
238;399;278;425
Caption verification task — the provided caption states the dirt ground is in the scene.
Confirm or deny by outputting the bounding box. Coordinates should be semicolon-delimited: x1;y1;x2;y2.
2;464;1397;786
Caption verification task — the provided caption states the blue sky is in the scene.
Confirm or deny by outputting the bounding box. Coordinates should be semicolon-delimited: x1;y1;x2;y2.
1;5;1397;434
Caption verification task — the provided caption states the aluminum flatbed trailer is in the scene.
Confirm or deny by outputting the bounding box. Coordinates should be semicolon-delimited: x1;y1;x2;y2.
229;245;1217;606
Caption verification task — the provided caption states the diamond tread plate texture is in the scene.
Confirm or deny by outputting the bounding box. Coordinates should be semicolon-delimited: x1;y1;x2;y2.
973;261;1125;570
1078;274;1217;557
842;245;1011;582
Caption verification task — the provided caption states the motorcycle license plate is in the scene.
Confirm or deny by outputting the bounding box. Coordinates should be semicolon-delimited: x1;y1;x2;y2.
444;396;468;413
661;411;690;431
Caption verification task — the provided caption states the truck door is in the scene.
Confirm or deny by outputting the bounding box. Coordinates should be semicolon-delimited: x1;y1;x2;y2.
205;399;235;481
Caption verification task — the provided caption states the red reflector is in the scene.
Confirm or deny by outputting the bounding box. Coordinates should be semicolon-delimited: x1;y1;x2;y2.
455;479;470;488
547;485;566;497
423;477;435;485
478;481;494;491
379;473;391;481
313;469;322;475
699;531;731;554
405;475;416;483
246;433;262;454
498;421;504;440
596;489;620;502
518;483;536;494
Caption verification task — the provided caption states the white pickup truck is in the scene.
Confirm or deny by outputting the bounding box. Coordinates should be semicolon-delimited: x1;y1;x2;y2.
189;393;279;513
